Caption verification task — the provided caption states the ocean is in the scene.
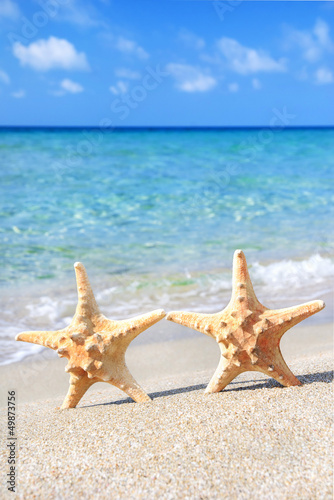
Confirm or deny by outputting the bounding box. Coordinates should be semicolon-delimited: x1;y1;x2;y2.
0;127;333;365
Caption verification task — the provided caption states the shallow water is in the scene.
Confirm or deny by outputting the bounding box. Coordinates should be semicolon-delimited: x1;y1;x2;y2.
0;127;333;364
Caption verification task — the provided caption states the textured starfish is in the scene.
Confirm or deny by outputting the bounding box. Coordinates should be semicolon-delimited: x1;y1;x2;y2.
16;263;165;408
167;250;325;393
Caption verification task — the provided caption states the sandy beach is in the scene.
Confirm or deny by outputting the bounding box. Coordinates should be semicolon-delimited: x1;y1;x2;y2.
1;321;333;499
1;2;333;497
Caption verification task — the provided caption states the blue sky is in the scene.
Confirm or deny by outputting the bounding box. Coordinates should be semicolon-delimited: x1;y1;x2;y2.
0;0;333;126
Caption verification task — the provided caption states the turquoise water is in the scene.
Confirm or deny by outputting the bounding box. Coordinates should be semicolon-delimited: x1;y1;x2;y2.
0;128;333;363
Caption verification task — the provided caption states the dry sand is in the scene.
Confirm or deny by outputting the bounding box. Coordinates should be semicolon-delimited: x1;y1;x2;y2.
0;322;333;499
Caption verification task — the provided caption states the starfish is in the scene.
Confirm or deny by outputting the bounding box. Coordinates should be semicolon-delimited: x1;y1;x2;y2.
167;250;325;393
16;262;165;409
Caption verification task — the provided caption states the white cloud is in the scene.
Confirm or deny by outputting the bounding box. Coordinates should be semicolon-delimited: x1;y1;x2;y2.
53;0;105;28
0;0;20;20
11;89;25;98
13;37;90;71
179;29;205;50
0;69;10;84
252;78;262;90
50;78;84;96
228;82;239;93
166;63;216;92
60;78;84;93
314;67;333;85
313;18;331;47
284;18;333;63
217;37;287;74
115;68;141;80
116;37;149;60
109;80;128;95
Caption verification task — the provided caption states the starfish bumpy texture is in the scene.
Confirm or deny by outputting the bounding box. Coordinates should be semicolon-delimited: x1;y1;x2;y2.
16;263;165;409
167;250;325;393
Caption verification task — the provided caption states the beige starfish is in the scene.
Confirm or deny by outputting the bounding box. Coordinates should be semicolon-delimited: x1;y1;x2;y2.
167;250;325;393
16;262;165;409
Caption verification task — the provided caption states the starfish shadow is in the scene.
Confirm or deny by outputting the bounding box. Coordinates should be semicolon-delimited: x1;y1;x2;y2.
223;369;333;393
82;383;208;408
82;376;263;407
81;369;333;408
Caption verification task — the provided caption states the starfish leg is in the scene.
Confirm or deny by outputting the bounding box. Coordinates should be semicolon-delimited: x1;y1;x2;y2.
16;330;64;349
271;300;325;334
61;373;97;409
230;249;261;307
129;309;166;335
205;355;242;393
167;311;216;338
73;262;101;318
256;347;302;387
110;309;166;346
232;250;253;290
108;364;151;403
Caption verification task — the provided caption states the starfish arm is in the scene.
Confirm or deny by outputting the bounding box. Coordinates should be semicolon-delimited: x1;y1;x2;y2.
269;299;325;336
107;363;151;402
73;262;101;319
255;347;302;387
205;353;242;393
116;309;166;343
230;249;261;309
103;309;166;346
15;329;65;349
166;310;216;338
61;373;97;409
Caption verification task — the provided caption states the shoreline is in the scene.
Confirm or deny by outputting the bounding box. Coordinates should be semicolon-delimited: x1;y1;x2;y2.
1;281;332;366
1;321;332;406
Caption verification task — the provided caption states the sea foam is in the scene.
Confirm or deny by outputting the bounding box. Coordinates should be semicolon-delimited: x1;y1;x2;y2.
1;253;332;366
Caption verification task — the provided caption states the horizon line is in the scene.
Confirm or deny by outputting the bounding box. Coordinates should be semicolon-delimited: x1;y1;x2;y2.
0;125;333;130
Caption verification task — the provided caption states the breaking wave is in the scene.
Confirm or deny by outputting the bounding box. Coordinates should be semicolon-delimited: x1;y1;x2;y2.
1;253;332;366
